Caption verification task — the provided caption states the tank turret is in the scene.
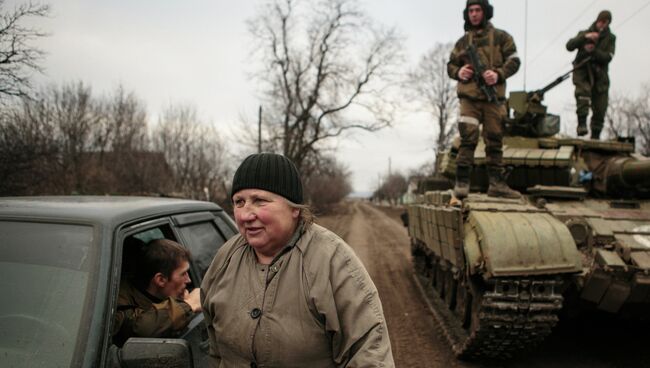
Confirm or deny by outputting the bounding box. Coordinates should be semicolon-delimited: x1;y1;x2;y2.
506;58;591;138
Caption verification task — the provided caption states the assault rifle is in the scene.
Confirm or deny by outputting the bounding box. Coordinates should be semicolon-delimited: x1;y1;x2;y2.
465;44;499;103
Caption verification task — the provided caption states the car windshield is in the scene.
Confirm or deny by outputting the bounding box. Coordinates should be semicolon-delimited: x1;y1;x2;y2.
0;220;97;368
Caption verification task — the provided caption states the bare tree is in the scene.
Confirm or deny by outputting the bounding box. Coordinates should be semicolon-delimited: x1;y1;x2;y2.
0;1;50;100
152;104;230;204
1;82;166;195
374;172;407;205
302;155;352;213
248;0;404;172
406;43;458;157
83;85;161;194
13;82;103;193
605;93;634;140
606;85;650;156
634;86;650;156
96;85;148;153
0;102;57;194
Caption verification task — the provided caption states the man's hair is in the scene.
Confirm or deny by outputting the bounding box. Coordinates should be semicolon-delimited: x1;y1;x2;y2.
133;238;191;289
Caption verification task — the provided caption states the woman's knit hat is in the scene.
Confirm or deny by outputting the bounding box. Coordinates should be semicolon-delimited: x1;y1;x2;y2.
231;153;303;204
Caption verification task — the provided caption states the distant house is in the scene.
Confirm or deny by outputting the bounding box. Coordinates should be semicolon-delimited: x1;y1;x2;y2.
401;176;420;204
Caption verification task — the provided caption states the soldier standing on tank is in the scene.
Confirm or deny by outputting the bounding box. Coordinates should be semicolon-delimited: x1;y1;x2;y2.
447;0;521;200
566;10;616;140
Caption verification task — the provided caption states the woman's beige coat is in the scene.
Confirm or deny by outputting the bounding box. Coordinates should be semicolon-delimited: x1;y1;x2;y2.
201;223;394;367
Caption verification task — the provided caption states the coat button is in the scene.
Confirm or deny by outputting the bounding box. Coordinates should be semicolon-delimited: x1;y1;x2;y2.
250;308;262;319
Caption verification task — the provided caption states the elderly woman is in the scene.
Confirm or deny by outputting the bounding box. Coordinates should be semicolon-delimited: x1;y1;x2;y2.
201;153;394;367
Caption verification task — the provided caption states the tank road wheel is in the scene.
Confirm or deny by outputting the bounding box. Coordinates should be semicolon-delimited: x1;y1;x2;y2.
419;250;431;279
414;253;424;274
430;258;440;290
444;269;458;310
412;242;425;275
435;263;447;299
454;280;472;329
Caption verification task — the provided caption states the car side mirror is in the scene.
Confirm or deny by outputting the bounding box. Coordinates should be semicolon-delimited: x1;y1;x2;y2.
120;338;194;368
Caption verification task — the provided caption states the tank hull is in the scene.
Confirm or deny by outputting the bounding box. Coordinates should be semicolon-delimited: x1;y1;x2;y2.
408;190;650;359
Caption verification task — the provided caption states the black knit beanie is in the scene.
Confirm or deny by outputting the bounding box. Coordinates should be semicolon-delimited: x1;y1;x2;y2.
231;153;303;204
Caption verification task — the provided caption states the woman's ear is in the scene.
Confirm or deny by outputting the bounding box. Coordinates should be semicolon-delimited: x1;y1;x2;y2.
292;208;300;219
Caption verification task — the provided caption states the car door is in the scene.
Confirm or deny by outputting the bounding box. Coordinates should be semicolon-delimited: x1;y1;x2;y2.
114;211;236;368
170;210;237;368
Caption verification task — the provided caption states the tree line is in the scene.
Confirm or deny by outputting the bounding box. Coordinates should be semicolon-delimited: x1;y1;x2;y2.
0;82;232;204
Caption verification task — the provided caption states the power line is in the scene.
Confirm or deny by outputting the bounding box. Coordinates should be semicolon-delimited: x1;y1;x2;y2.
527;0;600;69
523;0;528;90
615;0;650;29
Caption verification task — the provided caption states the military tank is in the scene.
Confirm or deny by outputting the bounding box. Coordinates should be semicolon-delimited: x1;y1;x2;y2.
407;73;650;359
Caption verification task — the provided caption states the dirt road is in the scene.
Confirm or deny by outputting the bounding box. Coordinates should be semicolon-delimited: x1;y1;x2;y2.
317;201;473;368
317;200;650;368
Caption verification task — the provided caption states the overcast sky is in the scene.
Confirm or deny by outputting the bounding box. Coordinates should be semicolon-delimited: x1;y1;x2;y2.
14;0;650;193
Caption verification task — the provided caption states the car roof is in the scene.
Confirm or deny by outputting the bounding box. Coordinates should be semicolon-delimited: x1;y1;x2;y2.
0;196;222;226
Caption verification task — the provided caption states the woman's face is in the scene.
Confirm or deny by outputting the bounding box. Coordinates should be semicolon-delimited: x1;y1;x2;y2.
233;188;300;261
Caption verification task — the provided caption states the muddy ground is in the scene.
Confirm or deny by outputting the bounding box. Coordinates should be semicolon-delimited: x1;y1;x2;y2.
316;200;650;368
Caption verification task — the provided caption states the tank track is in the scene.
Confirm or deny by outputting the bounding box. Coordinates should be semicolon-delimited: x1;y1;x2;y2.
415;263;563;359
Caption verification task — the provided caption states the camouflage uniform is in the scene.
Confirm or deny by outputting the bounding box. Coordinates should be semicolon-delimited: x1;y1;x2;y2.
448;1;521;199
448;23;520;169
112;280;194;347
566;14;616;139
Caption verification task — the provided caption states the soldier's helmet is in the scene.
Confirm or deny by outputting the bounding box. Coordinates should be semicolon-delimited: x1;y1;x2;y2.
463;0;493;24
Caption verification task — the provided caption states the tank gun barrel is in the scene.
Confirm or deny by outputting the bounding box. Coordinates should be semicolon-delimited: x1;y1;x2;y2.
531;57;592;101
621;159;650;187
604;157;650;195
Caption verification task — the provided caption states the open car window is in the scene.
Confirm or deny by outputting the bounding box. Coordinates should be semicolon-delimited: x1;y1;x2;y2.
176;221;228;280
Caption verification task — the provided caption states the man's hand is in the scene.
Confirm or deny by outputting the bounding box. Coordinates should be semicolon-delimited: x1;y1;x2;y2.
183;288;202;312
584;43;595;52
458;64;474;81
585;32;599;42
482;70;498;86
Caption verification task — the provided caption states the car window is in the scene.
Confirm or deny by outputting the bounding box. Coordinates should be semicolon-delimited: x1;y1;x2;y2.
132;227;165;244
214;215;237;239
121;223;177;283
0;220;96;368
177;221;228;279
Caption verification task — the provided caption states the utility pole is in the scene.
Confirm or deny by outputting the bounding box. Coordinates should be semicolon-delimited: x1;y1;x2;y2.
258;105;262;153
388;157;392;176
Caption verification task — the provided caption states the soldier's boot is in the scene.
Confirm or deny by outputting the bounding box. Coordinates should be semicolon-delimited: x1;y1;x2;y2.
576;115;588;136
591;129;601;140
590;120;602;140
487;166;521;199
453;165;471;199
